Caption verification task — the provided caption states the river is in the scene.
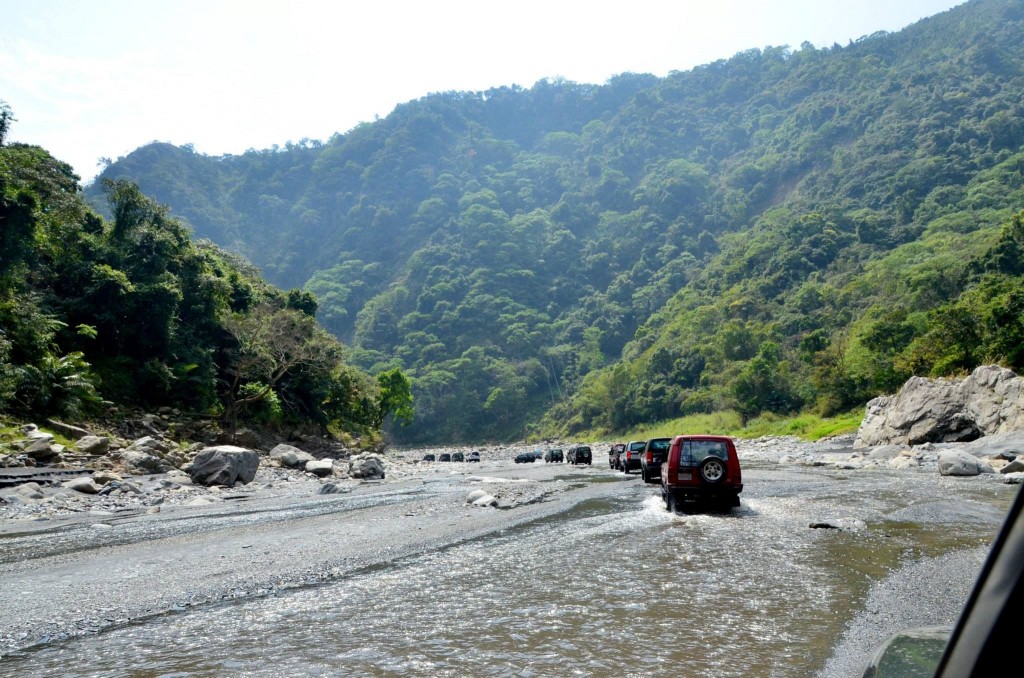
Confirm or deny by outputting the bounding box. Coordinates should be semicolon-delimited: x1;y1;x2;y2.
0;451;1016;677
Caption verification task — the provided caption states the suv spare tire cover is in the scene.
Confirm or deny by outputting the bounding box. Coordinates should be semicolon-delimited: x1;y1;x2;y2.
699;457;726;484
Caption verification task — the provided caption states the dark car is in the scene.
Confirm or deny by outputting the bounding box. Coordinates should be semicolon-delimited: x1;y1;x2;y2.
422;453;436;462
466;451;480;462
452;452;464;462
566;445;592;465
439;453;452;462
609;443;625;469
544;448;563;463
621;440;646;474
660;435;742;512
514;452;534;463
640;437;671;483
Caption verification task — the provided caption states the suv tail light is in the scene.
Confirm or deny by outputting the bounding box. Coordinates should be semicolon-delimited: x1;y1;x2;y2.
626;451;631;460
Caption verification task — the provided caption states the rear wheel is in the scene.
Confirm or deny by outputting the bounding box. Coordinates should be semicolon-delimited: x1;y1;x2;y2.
665;492;676;513
699;457;726;484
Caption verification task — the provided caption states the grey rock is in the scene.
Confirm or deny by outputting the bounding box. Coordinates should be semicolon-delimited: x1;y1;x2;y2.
45;420;93;440
856;366;1024;448
63;477;101;494
23;438;60;460
1001;459;1024;474
471;494;499;508
188;446;260;486
269;444;315;468
121;449;173;475
318;482;351;495
349;453;386;480
75;435;110;455
305;459;335;477
938;449;995;476
466;489;489;503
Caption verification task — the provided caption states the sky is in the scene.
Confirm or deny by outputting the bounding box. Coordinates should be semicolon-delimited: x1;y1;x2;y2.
1;0;967;184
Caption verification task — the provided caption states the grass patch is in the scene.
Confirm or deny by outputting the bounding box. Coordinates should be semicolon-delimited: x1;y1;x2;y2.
555;409;863;443
731;410;863;440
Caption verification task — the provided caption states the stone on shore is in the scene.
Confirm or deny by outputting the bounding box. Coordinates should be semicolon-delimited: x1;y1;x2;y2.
188;446;260;486
856;365;1024;447
63;477;101;494
938;449;995;476
349;453;385;480
75;435;110;456
269;444;315;469
305;459;335;477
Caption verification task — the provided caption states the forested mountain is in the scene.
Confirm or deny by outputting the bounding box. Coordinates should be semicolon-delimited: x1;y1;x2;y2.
0;118;411;438
91;0;1024;442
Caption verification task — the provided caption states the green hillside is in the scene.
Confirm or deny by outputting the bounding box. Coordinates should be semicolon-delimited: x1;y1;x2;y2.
0;120;409;439
90;0;1024;442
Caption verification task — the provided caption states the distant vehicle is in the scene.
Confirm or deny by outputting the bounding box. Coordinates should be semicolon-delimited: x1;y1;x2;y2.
466;451;480;462
439;453;452;462
544;448;564;463
422;454;436;462
452;452;464;462
661;435;742;512
514;452;534;463
640;437;671;483
609;443;625;469
566;445;592;465
621;441;646;474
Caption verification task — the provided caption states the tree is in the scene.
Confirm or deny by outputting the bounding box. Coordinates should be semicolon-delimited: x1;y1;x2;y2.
375;367;413;428
220;304;342;435
0;100;14;146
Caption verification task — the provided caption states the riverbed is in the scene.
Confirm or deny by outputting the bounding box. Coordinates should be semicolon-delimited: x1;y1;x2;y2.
0;441;1018;677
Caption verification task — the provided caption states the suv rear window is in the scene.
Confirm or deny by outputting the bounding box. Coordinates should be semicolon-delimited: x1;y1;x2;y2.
648;439;671;451
684;440;729;462
629;442;646;452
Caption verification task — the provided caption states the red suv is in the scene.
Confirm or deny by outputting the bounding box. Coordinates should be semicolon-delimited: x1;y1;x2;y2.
660;435;742;512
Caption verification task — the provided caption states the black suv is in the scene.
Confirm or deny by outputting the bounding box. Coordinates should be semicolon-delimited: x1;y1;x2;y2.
452;452;464;462
422;454;436;462
544;449;564;463
439;453;452;462
566;445;592;465
640;437;671;483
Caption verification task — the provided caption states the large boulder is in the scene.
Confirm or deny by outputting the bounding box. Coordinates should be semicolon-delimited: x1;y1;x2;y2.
938;449;995;476
23;438;61;461
188;446;260;486
269;444;315;468
120;449;173;474
75;435;110;456
348;453;386;480
305;459;335;477
855;366;1024;448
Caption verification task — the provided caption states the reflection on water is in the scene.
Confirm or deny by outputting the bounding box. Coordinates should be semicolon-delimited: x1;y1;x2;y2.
1;477;1005;678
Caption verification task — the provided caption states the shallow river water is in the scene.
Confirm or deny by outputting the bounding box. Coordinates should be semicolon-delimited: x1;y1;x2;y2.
0;461;1014;677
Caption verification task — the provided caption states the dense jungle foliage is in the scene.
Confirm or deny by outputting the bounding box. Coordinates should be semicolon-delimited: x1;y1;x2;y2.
90;0;1024;442
0;113;411;436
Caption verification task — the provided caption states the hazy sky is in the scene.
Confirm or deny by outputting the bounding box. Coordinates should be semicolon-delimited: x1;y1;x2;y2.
2;0;965;183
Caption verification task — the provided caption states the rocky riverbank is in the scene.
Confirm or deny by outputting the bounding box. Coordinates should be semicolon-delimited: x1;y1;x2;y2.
3;424;1023;525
